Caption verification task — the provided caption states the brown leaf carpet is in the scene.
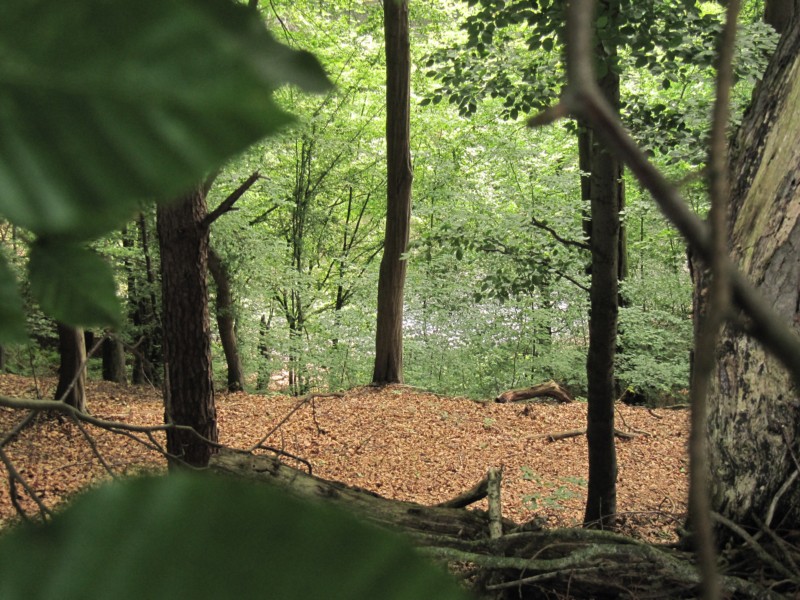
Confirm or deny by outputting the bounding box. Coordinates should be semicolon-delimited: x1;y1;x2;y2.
0;375;688;541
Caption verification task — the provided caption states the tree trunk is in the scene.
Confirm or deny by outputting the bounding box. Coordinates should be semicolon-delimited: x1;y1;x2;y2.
583;0;622;528
208;246;245;392
157;187;217;469
0;345;5;371
126;214;161;386
373;0;413;384
101;333;127;384
705;17;800;530
257;312;272;390
54;323;87;412
764;0;796;34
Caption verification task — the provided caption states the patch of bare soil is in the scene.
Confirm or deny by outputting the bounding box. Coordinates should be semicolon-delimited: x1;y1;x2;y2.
0;374;688;541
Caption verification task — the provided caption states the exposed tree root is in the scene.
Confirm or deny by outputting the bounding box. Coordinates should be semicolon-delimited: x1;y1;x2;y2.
209;450;793;599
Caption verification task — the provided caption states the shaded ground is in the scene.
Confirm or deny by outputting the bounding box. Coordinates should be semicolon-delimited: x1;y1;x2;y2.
0;374;688;540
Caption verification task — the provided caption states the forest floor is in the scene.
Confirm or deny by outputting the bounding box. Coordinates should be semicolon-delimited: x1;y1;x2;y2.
0;374;689;542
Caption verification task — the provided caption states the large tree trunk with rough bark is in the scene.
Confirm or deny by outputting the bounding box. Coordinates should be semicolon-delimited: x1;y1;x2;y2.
705;14;800;530
208;247;245;393
157;188;218;469
373;0;412;384
54;323;87;412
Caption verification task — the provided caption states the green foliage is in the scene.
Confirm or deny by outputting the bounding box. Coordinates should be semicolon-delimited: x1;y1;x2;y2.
0;0;328;238
0;252;26;342
0;0;330;329
0;474;470;600
28;240;122;328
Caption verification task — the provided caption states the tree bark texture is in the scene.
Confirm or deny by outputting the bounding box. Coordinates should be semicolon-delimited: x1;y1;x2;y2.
54;323;87;412
584;0;622;527
705;19;800;528
209;450;499;540
157;188;218;468
101;334;127;384
765;0;796;35
208;247;245;392
373;0;413;384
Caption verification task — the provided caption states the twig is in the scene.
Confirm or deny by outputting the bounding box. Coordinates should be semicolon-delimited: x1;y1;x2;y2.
69;414;116;478
762;469;798;532
0;410;37;448
688;0;741;594
752;514;800;576
485;566;602;591
247;392;342;452
615;406;651;436
0;395;219;440
711;512;799;583
27;349;42;399
0;445;52;521
201;171;262;229
530;216;589;251
255;445;313;474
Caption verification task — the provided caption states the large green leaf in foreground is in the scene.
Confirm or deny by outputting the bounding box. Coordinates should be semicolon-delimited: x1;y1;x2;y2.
0;0;330;238
28;240;121;327
0;253;26;342
0;474;472;600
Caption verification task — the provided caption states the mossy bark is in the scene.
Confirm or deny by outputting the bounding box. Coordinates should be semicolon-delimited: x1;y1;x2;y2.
705;17;800;529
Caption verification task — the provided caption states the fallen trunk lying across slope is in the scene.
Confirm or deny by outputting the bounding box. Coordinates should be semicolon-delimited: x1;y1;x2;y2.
209;450;788;599
494;381;574;404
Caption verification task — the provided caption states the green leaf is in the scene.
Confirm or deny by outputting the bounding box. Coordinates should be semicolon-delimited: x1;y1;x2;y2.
28;240;121;327
0;475;471;600
0;0;331;238
0;253;26;343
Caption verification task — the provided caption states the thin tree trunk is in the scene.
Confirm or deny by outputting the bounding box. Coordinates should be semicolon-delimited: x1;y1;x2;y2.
126;215;160;385
157;187;217;469
101;334;126;384
373;0;412;384
584;0;621;528
0;345;5;371
55;323;87;412
257;312;272;390
208;246;245;392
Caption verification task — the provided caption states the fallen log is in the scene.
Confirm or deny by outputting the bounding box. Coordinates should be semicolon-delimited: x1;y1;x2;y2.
494;380;574;404
209;449;513;541
208;449;788;599
542;428;637;442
